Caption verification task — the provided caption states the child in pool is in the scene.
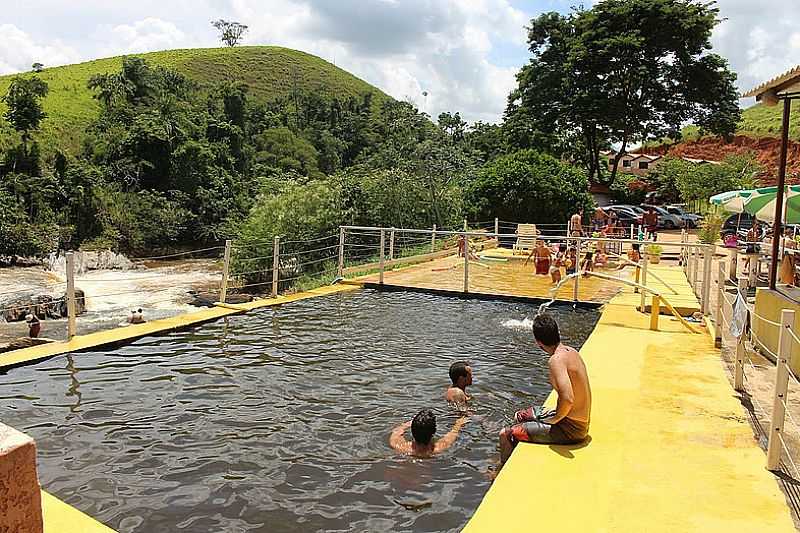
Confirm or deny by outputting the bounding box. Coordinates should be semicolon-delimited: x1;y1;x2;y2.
445;361;472;408
594;249;608;268
390;409;467;458
550;244;566;284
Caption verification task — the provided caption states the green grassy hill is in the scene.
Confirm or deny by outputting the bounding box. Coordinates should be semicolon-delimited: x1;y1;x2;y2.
0;46;390;155
738;101;800;140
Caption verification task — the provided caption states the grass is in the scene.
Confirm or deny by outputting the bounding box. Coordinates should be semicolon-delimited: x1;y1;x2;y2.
738;102;800;140
0;46;390;155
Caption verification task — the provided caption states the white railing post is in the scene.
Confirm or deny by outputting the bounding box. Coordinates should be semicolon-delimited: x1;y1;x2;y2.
716;260;725;348
691;246;699;295
337;227;345;278
219;239;232;304
66;251;76;340
389;228;395;261
767;309;795;471
640;255;649;312
702;245;712;315
463;232;469;293
463;219;468;231
379;229;386;285
573;237;581;302
630;224;635;239
734;278;747;391
272;236;280;298
494;217;499;236
430;224;437;253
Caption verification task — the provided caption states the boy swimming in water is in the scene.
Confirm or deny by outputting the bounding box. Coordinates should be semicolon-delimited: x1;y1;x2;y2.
445;361;472;407
390;409;468;457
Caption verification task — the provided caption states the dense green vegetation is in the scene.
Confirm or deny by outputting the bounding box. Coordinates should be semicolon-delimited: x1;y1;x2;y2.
738;103;800;140
0;46;390;156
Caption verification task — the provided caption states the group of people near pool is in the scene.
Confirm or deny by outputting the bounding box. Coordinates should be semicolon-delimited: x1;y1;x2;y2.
521;209;643;285
389;312;592;471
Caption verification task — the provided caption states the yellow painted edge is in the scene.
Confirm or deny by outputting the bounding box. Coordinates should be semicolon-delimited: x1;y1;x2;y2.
41;490;116;533
1;283;360;369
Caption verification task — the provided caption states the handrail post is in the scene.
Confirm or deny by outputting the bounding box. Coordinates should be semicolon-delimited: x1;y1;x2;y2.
630;224;635;240
715;260;725;348
66;251;76;340
702;244;712;315
573;237;581;302
337;227;345;278
272;236;280;298
463;219;468;231
219;239;232;304
767;309;795;471
494;217;499;237
463;232;469;293
640;255;649;312
430;224;437;253
691;245;699;295
649;295;660;331
389;228;395;261
734;278;747;391
379;229;386;285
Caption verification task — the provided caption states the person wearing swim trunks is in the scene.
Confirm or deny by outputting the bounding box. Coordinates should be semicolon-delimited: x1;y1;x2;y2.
570;210;584;237
498;313;591;467
445;361;472;407
525;240;552;275
550;245;564;284
390;409;468;458
564;247;577;275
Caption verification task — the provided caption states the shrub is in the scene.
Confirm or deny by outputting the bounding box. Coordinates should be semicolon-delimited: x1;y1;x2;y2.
697;212;723;244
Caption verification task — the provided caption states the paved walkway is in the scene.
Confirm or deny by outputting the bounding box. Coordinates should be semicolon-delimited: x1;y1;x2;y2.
464;271;794;532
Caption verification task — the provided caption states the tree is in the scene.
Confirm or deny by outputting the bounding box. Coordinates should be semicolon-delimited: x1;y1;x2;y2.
3;76;49;149
211;19;248;47
31;63;44;73
466;149;594;225
507;0;741;184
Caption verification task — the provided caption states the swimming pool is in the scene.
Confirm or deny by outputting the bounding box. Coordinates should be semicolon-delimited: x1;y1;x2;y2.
1;289;600;532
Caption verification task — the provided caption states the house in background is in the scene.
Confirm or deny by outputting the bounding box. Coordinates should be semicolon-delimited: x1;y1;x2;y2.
602;150;718;176
588;182;612;206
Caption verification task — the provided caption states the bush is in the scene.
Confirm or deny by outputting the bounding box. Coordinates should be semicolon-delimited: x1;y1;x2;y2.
0;222;59;256
610;173;647;205
466;149;594;224
698;212;723;244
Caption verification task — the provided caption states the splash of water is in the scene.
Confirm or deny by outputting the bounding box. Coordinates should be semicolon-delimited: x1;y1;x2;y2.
501;317;534;330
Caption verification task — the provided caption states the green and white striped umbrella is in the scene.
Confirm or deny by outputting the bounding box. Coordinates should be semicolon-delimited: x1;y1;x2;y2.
710;186;800;224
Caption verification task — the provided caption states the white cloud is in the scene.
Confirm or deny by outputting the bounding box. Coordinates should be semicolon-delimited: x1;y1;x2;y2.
0;24;81;75
92;18;191;57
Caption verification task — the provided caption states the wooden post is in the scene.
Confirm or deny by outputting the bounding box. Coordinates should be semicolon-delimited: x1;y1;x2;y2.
337;227;345;278
649;296;660;331
463;232;469;293
728;248;737;281
219;239;232;304
702;245;712;315
430;224;437;253
634;262;641;293
767;309;795;470
66;251;76;340
769;98;792;290
389;228;395;261
271;236;280;298
379;229;385;285
494;217;499;236
716;260;725;348
734;278;747;391
573;237;581;302
640;256;649;312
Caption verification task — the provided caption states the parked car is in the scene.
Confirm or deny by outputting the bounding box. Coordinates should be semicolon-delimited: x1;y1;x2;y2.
721;213;767;241
665;205;703;228
641;205;685;229
607;205;643;224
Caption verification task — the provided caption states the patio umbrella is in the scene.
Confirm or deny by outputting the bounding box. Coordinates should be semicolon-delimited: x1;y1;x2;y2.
710;186;800;224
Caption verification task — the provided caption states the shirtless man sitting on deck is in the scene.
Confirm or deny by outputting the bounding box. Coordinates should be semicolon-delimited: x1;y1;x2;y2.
446;361;472;408
498;313;591;467
390;409;467;458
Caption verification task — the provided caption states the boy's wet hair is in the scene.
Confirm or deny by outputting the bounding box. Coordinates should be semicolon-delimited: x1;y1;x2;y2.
533;313;561;347
449;361;470;385
411;409;437;444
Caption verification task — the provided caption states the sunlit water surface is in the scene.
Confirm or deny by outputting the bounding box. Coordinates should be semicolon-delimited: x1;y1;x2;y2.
1;290;599;532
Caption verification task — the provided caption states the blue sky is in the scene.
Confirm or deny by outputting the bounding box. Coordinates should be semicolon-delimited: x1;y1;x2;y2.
0;0;798;123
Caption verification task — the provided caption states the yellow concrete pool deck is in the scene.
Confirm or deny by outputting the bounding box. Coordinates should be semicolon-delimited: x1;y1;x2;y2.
42;491;115;533
464;285;795;532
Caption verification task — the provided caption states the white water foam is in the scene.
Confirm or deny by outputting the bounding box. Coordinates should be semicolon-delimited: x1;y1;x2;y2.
501;317;534;330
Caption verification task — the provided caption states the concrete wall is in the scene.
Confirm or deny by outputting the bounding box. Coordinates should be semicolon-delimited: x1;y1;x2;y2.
0;423;43;533
753;289;800;375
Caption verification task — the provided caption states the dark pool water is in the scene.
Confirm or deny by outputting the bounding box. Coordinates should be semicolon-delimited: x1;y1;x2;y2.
1;290;599;533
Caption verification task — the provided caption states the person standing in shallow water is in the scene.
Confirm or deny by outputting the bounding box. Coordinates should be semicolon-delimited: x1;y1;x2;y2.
498;313;591;467
390;409;467;458
445;361;472;408
570;209;584;237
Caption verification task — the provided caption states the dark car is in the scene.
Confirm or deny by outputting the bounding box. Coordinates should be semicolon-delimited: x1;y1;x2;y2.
721;213;767;241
